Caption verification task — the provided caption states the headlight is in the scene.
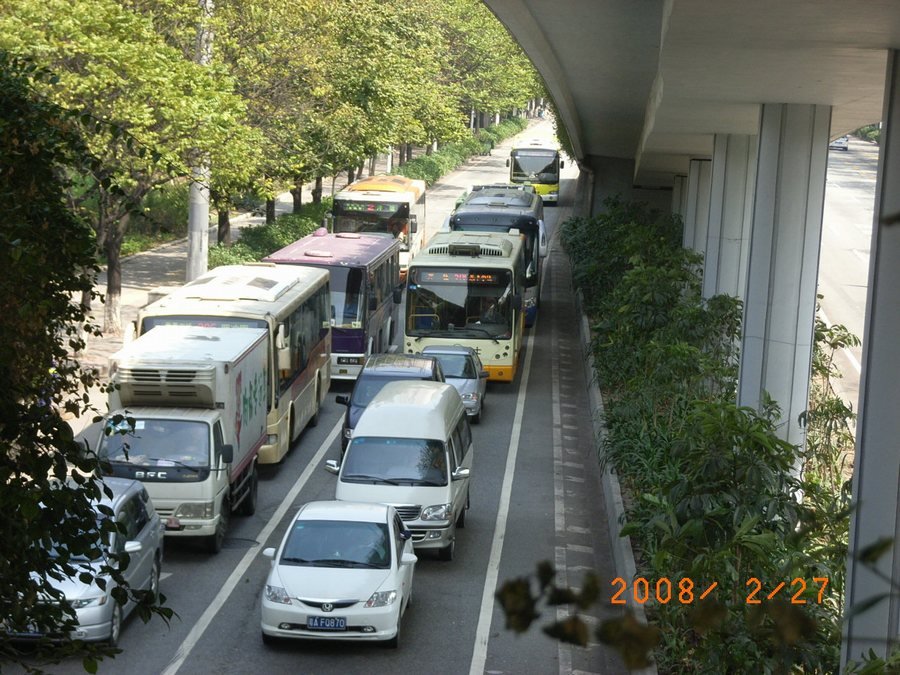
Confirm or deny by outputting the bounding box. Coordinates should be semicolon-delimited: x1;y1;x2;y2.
265;585;292;605
365;590;397;608
174;501;215;519
343;428;353;439
70;596;107;609
421;504;452;521
461;393;479;402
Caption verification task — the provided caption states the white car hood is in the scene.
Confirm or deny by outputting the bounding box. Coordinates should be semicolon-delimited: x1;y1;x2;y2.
39;564;106;601
272;565;392;602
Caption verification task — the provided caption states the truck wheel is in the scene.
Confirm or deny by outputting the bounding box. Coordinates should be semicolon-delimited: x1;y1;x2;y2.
238;465;258;516
206;497;229;554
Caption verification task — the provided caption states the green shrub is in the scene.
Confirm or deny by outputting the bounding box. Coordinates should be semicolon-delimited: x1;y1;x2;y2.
135;181;190;236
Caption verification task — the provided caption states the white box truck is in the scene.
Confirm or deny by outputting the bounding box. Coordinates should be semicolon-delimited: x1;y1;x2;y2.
96;326;268;553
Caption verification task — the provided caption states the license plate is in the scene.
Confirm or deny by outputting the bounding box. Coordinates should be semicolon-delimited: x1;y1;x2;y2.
307;616;347;631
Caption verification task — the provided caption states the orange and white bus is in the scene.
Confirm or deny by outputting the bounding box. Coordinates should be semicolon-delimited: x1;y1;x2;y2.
134;263;331;465
329;175;426;278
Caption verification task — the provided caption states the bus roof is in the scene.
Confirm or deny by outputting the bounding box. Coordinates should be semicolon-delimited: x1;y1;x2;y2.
263;230;399;268
140;263;329;320
337;175;426;201
414;231;524;264
510;146;560;157
458;185;541;212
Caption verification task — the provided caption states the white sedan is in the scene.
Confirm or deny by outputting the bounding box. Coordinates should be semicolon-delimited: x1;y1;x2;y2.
260;501;416;648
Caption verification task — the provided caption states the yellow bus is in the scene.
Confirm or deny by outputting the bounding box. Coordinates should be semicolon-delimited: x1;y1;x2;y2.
135;264;331;465
329;175;427;278
506;143;564;204
403;231;527;382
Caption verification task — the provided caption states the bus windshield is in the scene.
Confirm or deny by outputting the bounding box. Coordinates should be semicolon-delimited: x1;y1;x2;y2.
333;200;411;250
406;267;513;339
327;267;365;328
510;152;559;184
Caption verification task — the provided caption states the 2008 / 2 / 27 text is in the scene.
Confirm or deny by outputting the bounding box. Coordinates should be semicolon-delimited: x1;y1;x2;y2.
610;577;830;605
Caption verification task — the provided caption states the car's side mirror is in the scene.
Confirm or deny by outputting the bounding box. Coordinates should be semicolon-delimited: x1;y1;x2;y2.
399;528;413;541
335;394;350;406
480;370;489;379
400;552;417;566
324;459;340;475
452;466;471;481
505;159;510;167
124;540;143;554
262;547;276;559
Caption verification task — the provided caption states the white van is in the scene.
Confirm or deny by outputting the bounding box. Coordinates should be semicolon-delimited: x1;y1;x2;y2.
325;381;473;561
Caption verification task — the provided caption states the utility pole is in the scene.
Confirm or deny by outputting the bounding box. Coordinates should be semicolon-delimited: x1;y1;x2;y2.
186;0;213;281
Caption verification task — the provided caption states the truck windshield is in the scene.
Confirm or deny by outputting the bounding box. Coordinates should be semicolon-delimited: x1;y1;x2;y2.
99;419;210;468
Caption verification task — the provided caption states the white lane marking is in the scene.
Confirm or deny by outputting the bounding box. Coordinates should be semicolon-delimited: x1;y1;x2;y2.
160;572;173;581
468;319;538;675
818;308;862;374
161;419;342;675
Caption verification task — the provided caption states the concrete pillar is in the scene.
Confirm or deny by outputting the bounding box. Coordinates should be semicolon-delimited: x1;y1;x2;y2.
586;155;672;215
844;49;900;666
738;103;830;447
704;134;757;299
672;174;688;218
683;159;711;251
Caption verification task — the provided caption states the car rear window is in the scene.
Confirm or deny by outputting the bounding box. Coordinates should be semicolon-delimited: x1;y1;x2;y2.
351;374;427;406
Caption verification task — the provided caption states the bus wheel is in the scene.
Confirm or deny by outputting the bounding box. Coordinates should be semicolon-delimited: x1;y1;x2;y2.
308;379;320;428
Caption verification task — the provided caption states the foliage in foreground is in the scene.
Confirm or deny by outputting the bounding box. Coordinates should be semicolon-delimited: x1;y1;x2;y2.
497;197;854;673
0;54;172;672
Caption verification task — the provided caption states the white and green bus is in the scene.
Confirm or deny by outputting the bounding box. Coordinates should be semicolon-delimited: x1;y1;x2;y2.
135;263;331;465
403;231;527;382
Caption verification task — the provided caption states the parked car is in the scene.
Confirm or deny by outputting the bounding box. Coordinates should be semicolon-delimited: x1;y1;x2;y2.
421;345;488;423
260;500;416;648
829;135;850;151
327;381;473;561
14;477;164;647
336;353;444;454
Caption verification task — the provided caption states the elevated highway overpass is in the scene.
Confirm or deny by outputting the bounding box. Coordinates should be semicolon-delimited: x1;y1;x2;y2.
483;0;900;666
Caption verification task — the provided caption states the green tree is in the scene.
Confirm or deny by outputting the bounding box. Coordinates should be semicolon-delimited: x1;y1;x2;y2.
0;0;259;334
0;52;171;670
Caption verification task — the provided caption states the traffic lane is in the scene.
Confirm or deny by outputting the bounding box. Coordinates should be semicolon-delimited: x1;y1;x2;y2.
173;373;526;674
37;398;349;674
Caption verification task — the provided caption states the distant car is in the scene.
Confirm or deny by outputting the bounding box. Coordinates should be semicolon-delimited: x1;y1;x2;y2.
14;477;164;647
336;353;445;454
260;501;416;648
829;135;850;151
421;345;488;423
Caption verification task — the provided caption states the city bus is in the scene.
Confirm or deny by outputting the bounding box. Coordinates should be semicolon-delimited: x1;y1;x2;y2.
263;229;402;381
329;174;427;278
134;263;331;465
403;231;527;382
447;184;547;326
506;143;564;204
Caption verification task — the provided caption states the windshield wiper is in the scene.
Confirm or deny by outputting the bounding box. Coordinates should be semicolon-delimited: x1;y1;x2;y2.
280;556;314;564
146;457;204;471
414;479;446;486
306;559;356;567
460;325;501;343
341;473;401;485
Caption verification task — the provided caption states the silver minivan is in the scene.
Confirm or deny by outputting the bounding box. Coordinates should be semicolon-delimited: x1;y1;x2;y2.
326;381;473;561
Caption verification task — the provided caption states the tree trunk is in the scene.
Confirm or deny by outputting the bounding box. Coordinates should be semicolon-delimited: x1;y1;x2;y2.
217;208;231;246
426;143;434;156
405;144;413;162
331;175;336;198
265;198;276;224
347;167;356;185
398;143;406;167
103;211;128;336
290;177;303;213
312;176;323;204
368;155;376;176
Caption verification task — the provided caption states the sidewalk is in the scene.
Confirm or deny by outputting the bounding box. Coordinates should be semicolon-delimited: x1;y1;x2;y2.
68;119;545;435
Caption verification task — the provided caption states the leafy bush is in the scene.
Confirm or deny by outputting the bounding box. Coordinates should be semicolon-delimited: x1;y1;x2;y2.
135;181;190;236
853;124;880;144
393;117;527;185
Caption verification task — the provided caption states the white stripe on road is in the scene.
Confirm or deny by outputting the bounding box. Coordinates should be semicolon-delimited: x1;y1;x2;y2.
162;419;342;675
468;324;538;675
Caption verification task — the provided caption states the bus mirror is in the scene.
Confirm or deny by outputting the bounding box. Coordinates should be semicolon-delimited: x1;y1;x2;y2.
409;215;418;234
277;346;291;371
323;212;334;232
524;275;537;289
512;294;523;310
275;324;288;350
393;288;403;304
505;159;510;167
560;160;565;169
539;221;548;257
